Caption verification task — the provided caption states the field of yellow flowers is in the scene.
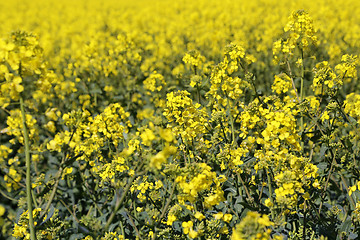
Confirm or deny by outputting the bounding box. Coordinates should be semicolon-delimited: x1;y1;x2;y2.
1;0;360;239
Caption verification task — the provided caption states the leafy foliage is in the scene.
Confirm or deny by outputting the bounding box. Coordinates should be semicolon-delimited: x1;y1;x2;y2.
1;1;360;240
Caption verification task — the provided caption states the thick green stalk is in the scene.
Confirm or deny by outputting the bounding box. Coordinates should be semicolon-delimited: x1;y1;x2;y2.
20;97;36;240
300;48;305;151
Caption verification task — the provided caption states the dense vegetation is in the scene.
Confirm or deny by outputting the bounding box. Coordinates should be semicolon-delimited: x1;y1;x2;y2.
1;0;360;239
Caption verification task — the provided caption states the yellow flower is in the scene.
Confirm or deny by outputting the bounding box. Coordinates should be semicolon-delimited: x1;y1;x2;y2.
214;212;224;220
159;128;174;142
194;212;205;221
349;185;357;196
166;215;177;225
223;213;233;223
0;205;5;216
188;229;198;239
150;151;166;169
140;128;156;146
264;198;273;207
182;221;193;234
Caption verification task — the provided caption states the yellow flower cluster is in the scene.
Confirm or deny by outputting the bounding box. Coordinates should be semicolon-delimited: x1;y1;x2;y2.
271;74;294;96
344;93;360;124
46;103;131;186
240;97;300;152
4;164;22;191
231;211;282;240
143;71;166;94
6;109;38;145
273;154;319;207
48;104;129;155
131;177;163;202
207;43;253;105
312;61;339;95
176;163;226;208
284;10;317;50
183;50;206;69
150;145;177;170
13;208;42;239
1;0;360;239
273;10;317;66
98;156;128;184
164;90;208;141
335;54;358;82
215;144;248;172
182;220;199;238
0;31;59;109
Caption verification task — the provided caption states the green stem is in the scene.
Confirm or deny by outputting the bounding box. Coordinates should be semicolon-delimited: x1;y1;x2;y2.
237;172;253;203
152;180;177;240
20;97;36;240
157;180;176;224
126;210;143;240
303;200;307;240
340;173;356;209
226;97;235;146
104;172;139;231
0;189;18;202
39;129;78;221
318;154;336;215
266;170;274;220
119;219;125;237
32;191;38;208
77;161;103;216
40;165;63;219
300;48;305;151
286;60;300;102
60;199;80;223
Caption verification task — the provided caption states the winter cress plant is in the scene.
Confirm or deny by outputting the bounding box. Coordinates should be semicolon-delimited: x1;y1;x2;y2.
1;0;360;239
